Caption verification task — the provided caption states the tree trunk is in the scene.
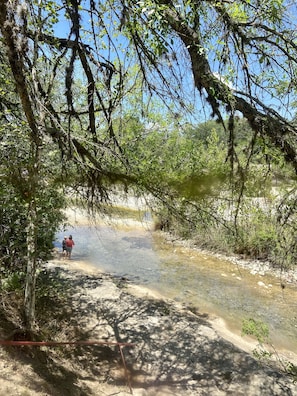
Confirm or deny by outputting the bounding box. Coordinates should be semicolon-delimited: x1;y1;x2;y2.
24;197;38;331
24;143;40;332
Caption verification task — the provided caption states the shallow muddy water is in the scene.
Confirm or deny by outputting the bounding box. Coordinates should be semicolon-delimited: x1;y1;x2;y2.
55;221;297;354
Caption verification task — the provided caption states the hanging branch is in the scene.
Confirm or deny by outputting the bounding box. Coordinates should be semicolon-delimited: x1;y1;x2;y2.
121;0;297;172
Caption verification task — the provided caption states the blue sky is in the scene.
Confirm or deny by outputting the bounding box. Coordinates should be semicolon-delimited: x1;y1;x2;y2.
48;1;297;123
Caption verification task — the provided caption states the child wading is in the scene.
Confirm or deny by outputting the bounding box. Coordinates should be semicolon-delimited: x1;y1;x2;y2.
62;236;67;258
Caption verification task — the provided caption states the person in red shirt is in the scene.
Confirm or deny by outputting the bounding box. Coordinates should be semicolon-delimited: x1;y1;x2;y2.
65;235;75;259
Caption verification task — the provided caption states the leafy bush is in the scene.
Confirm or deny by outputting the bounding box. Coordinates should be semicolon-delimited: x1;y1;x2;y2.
0;271;25;292
242;318;269;344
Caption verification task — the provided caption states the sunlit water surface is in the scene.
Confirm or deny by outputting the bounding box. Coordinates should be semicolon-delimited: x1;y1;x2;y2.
55;222;297;354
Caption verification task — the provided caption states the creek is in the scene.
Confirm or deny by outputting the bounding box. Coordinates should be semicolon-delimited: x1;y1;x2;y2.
55;215;297;356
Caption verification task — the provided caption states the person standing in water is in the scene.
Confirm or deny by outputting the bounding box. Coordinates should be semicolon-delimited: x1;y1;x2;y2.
65;235;75;259
62;236;67;258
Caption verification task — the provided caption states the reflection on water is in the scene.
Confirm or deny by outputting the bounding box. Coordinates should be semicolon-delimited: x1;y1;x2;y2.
55;224;297;353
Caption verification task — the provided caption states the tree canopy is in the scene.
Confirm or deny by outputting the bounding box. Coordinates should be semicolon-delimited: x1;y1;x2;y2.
0;0;297;189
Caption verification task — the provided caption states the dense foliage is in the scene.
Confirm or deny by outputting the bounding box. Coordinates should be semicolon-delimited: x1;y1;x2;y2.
0;126;66;273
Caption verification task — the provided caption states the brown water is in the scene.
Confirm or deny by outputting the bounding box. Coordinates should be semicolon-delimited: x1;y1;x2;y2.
56;223;297;354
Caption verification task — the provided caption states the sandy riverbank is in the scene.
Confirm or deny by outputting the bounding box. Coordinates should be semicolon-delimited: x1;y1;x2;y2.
58;258;297;395
1;253;296;395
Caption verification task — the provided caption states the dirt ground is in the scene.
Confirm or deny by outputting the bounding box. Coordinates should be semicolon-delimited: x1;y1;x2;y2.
0;257;296;396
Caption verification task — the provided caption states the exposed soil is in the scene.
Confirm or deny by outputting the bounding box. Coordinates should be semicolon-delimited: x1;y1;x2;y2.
0;257;296;396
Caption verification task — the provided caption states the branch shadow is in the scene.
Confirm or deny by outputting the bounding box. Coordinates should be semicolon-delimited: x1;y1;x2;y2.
97;297;294;395
0;265;295;395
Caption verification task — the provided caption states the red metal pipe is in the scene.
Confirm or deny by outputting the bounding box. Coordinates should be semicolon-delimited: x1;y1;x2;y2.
0;340;135;347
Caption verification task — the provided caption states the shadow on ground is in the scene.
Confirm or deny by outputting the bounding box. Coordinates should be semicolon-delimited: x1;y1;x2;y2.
0;263;295;396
